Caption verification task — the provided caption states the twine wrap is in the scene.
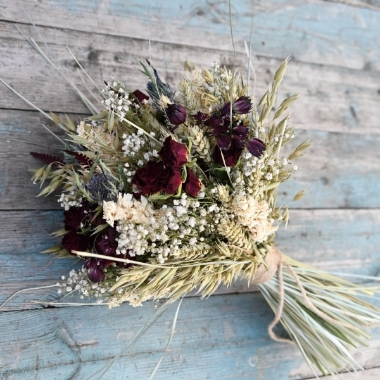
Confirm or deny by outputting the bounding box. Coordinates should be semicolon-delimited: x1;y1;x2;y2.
252;247;293;343
253;247;282;284
252;246;361;344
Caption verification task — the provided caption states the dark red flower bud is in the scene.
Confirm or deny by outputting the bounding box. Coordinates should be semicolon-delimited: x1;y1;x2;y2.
213;145;243;167
84;259;105;283
184;168;201;197
216;135;232;150
220;101;232;117
233;96;252;114
247;138;266;157
133;89;149;103
233;125;248;138
95;227;118;257
192;112;208;121
232;136;245;150
231;126;249;150
88;267;105;283
220;96;252;116
166;103;187;125
158;136;188;167
205;115;224;129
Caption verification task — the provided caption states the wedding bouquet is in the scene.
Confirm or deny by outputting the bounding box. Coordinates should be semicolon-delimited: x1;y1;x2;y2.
2;41;380;377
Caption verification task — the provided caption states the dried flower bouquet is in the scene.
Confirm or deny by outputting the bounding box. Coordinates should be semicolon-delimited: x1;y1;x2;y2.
2;39;380;377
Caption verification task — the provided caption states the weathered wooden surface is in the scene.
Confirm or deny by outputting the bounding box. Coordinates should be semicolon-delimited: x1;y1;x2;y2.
1;21;380;135
1;293;380;380
0;0;380;379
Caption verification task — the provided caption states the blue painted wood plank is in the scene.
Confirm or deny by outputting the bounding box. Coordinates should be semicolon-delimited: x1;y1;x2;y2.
1;15;380;125
279;130;380;208
1;292;379;379
0;293;313;379
2;0;379;71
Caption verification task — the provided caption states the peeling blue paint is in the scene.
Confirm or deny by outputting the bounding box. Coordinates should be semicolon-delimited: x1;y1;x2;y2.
0;119;28;135
50;0;99;14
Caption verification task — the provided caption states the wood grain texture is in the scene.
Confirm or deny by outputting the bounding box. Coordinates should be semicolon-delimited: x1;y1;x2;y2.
0;0;379;70
0;0;380;379
1;21;380;135
1;293;379;380
324;0;380;11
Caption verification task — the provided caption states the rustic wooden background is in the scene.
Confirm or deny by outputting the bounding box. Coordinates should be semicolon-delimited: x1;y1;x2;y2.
1;0;380;379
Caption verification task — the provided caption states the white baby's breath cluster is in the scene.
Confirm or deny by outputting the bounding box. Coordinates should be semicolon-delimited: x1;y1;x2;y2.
103;191;227;264
101;80;132;118
122;130;159;161
122;130;160;182
57;269;113;299
58;192;82;210
122;130;148;158
240;150;268;177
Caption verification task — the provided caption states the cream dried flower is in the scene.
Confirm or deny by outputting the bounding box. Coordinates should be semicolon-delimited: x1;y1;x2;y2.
231;193;277;242
77;121;114;154
103;193;154;227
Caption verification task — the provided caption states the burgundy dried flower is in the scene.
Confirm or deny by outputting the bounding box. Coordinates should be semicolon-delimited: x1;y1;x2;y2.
213;141;243;167
160;166;183;194
62;231;89;255
232;125;249;149
232;96;252;114
205;115;224;129
132;160;183;196
207;116;249;152
165;103;187;126
216;135;232;150
220;102;232;117
205;116;230;149
84;258;105;283
220;96;252;116
158;136;188;167
95;227;118;257
192;111;208;122
247;138;266;157
132;161;165;195
184;168;201;197
133;89;149;103
64;206;86;232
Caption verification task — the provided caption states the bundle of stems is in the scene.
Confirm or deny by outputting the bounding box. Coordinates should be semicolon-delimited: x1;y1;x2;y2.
258;254;380;377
